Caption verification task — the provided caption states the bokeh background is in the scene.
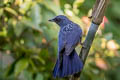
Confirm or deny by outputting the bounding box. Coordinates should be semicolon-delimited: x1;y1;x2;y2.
0;0;120;80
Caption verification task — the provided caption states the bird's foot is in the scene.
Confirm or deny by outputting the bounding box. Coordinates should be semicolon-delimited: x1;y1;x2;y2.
80;42;87;49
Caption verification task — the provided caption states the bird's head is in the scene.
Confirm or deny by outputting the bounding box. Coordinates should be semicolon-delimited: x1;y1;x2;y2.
49;15;70;27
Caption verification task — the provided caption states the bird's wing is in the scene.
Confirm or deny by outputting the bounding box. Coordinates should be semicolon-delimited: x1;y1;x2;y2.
65;25;82;55
58;30;66;54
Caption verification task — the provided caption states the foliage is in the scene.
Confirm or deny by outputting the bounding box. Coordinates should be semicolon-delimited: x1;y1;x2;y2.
0;0;120;80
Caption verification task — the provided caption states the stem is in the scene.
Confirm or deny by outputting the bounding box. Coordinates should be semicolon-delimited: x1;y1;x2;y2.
80;23;99;64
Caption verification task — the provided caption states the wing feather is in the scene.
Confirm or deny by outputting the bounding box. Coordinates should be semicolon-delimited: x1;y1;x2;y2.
65;24;82;55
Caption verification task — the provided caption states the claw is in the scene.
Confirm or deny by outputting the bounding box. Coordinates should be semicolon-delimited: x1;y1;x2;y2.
80;42;87;49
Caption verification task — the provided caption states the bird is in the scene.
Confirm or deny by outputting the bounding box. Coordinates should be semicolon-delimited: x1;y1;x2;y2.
49;15;83;78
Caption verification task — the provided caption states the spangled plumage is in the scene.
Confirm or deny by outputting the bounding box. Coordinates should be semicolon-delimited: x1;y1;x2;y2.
49;15;83;78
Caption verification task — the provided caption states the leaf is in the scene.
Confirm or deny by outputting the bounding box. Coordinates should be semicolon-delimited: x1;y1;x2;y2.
22;31;36;48
112;2;120;18
29;59;37;71
40;6;55;23
0;27;7;37
0;8;3;17
0;0;4;6
59;0;74;9
35;73;43;80
4;7;18;16
5;62;16;77
21;20;42;32
23;70;33;80
14;21;26;37
42;0;63;15
73;0;85;7
104;23;120;41
30;4;41;29
32;56;45;64
19;0;32;14
40;49;49;59
14;58;29;76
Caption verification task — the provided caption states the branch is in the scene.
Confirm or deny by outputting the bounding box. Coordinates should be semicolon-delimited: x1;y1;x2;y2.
70;0;109;80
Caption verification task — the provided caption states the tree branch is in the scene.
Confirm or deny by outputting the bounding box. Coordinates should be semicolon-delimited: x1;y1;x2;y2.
70;0;109;80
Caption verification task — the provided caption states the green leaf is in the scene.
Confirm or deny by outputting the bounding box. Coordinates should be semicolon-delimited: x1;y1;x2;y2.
4;7;18;16
14;21;26;37
42;0;63;15
40;6;55;23
5;62;16;77
30;3;41;29
35;73;43;80
0;27;7;37
19;0;32;14
0;8;3;17
23;70;33;80
32;56;45;64
0;0;4;6
14;58;29;76
21;20;42;32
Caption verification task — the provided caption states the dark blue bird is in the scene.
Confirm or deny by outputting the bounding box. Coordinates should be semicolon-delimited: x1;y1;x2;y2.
49;15;83;78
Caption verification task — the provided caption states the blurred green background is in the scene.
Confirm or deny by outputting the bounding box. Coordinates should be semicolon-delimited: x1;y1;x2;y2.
0;0;120;80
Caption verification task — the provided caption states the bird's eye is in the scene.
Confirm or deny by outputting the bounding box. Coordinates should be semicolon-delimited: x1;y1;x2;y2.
55;18;61;22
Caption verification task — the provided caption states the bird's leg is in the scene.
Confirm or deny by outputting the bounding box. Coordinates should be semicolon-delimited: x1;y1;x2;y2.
80;42;83;45
80;42;87;49
80;37;86;48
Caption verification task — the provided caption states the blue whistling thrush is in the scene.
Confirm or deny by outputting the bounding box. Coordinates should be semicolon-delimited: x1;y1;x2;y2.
49;15;83;78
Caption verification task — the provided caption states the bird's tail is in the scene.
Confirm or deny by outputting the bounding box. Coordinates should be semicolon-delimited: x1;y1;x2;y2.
53;49;83;78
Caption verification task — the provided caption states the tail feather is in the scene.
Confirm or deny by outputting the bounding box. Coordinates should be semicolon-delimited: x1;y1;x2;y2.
64;56;67;76
53;59;59;77
53;49;83;78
